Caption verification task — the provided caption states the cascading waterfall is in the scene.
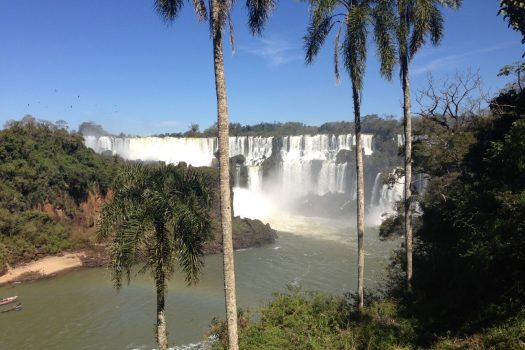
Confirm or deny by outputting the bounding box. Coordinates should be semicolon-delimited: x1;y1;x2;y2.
229;136;273;165
84;133;400;222
368;172;404;225
317;162;347;194
247;166;263;192
84;135;218;167
279;134;373;197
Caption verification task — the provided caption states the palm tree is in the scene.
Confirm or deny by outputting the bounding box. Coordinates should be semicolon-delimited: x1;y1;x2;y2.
154;1;275;348
304;0;395;310
97;163;213;350
384;0;461;291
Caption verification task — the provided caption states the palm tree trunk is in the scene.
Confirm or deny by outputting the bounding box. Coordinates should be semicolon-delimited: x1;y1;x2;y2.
156;277;168;350
352;83;365;311
211;3;239;349
401;52;413;292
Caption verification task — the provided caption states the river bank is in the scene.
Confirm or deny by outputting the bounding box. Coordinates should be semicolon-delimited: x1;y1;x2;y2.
0;252;89;286
0;228;397;350
0;218;277;286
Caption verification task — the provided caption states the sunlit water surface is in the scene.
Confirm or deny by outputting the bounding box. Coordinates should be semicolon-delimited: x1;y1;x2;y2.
0;217;398;350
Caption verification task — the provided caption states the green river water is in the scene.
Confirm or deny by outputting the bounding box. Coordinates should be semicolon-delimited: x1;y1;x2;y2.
0;216;399;350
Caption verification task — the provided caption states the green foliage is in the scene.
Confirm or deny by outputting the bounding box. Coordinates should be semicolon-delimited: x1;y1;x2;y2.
0;117;119;270
303;0;396;93
0;118;117;215
148;116;403;139
499;0;525;48
97;162;214;289
432;309;525;350
0;210;77;265
210;290;417;350
381;88;525;339
210;291;525;349
185;123;201;137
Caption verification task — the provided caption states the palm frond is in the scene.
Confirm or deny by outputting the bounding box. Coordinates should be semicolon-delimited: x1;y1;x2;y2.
428;3;444;46
344;2;368;92
373;0;396;80
193;0;208;22
311;0;338;28
172;203;212;285
437;0;461;9
154;0;185;22
409;0;432;57
246;0;275;36
110;217;151;290
229;14;236;54
98;162;214;291
334;25;342;85
304;14;334;64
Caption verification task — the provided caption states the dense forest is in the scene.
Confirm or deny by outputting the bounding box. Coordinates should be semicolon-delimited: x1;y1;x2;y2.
0;116;118;273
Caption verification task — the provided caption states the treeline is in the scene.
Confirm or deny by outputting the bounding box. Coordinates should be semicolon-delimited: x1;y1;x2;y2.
164;115;402;138
82;115;402;139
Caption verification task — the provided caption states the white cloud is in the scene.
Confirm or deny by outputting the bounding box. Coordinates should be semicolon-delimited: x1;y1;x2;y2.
242;37;303;67
413;42;515;75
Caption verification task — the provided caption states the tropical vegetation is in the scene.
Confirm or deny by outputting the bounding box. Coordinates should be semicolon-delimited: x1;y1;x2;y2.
0;116;119;273
97;162;214;350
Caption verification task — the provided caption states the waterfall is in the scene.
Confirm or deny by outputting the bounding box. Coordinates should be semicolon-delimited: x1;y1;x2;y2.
84;135;217;167
234;165;241;187
84;133;402;223
317;162;347;195
370;173;382;207
247;166;263;192
280;134;359;197
367;172;404;225
229;136;273;165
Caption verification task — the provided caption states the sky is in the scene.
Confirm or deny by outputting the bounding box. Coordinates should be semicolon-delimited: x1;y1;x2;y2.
0;1;522;135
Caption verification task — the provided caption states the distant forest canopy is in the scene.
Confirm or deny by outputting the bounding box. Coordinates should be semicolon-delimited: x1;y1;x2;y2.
78;114;403;139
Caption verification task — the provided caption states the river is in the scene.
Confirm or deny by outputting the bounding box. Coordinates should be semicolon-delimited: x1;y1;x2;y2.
0;216;399;350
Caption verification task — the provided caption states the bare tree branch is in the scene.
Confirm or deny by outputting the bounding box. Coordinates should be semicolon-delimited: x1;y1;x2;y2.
416;70;489;130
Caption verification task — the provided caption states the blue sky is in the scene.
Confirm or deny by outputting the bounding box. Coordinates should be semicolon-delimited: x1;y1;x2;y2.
0;1;522;135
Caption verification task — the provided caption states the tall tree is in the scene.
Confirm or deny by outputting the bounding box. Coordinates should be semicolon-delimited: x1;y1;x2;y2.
154;1;275;348
97;163;213;350
304;0;395;310
385;0;461;291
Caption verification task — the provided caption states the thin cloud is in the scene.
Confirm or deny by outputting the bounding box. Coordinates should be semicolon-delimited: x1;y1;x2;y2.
242;37;303;67
413;42;515;75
